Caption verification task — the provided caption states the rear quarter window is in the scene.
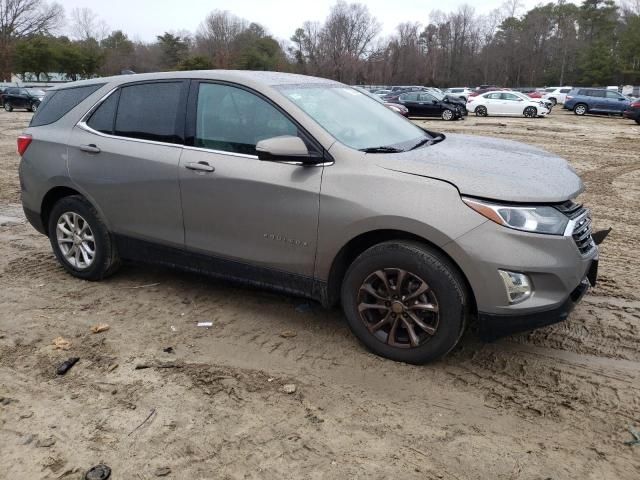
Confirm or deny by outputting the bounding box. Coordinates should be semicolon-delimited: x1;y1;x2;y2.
30;84;104;127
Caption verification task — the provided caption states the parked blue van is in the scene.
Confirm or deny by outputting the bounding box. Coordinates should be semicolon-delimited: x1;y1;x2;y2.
564;88;631;116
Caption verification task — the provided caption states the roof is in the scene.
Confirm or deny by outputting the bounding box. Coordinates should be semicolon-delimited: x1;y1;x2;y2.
49;70;341;91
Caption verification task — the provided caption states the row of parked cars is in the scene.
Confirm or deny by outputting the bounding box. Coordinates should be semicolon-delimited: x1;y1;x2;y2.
366;84;639;123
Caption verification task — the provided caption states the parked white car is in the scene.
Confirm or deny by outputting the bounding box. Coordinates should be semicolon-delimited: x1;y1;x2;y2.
542;87;573;105
444;87;474;101
467;90;549;118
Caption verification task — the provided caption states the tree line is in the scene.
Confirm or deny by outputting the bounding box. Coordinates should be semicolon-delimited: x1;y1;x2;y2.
1;0;639;87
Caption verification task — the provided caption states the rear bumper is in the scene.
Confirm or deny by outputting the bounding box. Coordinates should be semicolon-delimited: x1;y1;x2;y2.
478;261;595;341
23;206;46;235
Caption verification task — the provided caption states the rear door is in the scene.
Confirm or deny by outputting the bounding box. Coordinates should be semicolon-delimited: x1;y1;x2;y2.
483;92;503;114
178;81;322;282
399;92;420;115
68;80;188;247
589;90;607;112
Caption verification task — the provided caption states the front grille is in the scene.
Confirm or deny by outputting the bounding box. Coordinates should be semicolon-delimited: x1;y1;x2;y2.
555;200;595;255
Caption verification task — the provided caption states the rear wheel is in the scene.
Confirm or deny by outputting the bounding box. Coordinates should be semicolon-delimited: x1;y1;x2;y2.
48;195;120;281
4;102;12;112
574;103;587;116
341;241;468;364
475;105;488;117
523;106;537;118
441;108;454;121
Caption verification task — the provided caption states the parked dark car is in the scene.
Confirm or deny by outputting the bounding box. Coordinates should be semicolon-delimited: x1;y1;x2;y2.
398;91;464;120
3;87;45;112
0;87;9;107
353;86;409;116
564;88;631;116
623;100;640;124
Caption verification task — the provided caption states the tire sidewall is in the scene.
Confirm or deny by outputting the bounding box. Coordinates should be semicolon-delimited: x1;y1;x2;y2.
574;104;587;115
48;196;114;280
341;242;466;364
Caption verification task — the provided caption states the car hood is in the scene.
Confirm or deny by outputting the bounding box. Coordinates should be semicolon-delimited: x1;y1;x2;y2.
378;133;584;203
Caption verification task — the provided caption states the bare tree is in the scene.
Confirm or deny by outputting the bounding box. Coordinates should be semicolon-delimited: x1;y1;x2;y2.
0;0;64;81
69;7;108;41
195;10;247;68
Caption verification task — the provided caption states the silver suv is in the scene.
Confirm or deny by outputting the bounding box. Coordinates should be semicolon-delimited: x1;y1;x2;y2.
18;71;600;364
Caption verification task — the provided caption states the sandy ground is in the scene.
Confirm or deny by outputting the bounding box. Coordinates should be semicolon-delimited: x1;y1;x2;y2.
0;108;639;480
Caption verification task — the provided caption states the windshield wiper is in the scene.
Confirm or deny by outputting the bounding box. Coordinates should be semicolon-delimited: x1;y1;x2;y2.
359;146;405;153
409;133;445;150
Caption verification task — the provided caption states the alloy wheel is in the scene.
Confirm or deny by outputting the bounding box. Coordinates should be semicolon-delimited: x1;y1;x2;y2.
357;268;439;348
524;107;536;118
475;106;487;117
56;212;96;269
442;109;454;121
574;105;586;115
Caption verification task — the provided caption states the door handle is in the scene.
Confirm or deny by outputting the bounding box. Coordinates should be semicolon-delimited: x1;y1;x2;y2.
80;144;101;154
185;161;215;173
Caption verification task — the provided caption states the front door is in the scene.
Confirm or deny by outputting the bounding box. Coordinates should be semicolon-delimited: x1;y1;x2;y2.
419;93;442;116
500;92;525;115
178;82;322;282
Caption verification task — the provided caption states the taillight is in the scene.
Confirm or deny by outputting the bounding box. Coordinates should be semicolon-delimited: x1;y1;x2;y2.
566;95;573;100
632;101;640;108
17;134;32;156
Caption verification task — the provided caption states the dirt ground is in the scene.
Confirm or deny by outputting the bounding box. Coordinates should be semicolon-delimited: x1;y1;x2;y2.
0;108;639;480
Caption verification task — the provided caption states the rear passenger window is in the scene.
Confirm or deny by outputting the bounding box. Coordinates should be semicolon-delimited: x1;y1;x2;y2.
587;90;605;98
86;90;120;134
578;89;587;95
195;83;298;155
560;88;571;93
114;82;184;144
30;84;103;127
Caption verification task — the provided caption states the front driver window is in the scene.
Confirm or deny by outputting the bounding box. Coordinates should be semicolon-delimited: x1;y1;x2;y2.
196;83;298;156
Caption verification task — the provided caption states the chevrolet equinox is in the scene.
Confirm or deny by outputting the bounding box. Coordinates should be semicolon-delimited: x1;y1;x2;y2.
18;71;600;364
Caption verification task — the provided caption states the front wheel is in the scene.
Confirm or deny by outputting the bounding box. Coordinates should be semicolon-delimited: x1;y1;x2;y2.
4;102;12;112
441;108;454;121
523;106;537;118
30;102;38;112
341;241;468;364
549;98;557;106
574;103;587;116
475;105;488;117
48;195;121;281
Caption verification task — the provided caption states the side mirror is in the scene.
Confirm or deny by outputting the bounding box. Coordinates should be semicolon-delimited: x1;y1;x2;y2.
256;136;323;165
432;100;437;104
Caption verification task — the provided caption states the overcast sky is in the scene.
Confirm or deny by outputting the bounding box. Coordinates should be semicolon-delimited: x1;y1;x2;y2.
59;0;565;43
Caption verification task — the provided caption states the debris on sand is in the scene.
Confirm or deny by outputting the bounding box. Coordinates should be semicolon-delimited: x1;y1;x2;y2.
163;346;174;354
624;426;640;446
197;321;213;328
56;357;79;375
52;337;72;351
84;464;111;480
90;323;110;334
35;436;56;447
128;407;157;436
282;384;297;394
279;330;297;338
154;467;172;476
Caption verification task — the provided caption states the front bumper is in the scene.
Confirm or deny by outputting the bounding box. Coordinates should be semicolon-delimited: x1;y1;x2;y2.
623;108;639;120
478;261;595;340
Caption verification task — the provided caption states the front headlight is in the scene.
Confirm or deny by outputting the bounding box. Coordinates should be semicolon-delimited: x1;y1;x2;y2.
462;197;569;235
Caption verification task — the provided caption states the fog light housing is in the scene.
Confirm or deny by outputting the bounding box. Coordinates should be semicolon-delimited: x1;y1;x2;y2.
498;270;532;304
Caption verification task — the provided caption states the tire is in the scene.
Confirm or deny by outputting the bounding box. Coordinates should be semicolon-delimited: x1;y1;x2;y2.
341;241;468;364
548;97;557;106
574;103;587;116
636;119;640;125
460;96;467;102
523;106;537;118
441;108;454;121
48;195;120;281
475;105;488;117
30;102;38;112
4;102;12;112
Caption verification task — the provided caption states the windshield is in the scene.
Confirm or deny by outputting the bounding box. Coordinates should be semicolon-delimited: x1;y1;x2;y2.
430;90;444;100
27;89;45;96
278;84;429;151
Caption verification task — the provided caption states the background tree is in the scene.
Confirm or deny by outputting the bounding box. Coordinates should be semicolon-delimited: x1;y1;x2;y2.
0;0;64;80
156;32;189;70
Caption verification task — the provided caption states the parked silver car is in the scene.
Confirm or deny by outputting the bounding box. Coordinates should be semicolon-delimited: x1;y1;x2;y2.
18;71;600;364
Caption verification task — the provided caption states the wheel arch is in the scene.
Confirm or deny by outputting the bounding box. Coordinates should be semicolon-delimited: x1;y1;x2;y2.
40;186;84;235
324;229;477;317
